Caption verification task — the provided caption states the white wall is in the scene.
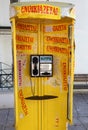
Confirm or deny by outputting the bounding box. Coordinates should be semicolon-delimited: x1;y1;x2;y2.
0;35;12;65
0;0;10;26
0;0;12;65
0;92;14;108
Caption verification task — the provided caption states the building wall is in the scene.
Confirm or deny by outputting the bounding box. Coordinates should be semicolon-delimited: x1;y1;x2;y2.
0;34;12;65
0;0;12;65
0;0;10;26
0;91;14;109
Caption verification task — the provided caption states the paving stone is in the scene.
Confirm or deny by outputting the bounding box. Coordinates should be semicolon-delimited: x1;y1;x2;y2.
0;109;8;124
73;105;78;118
0;125;4;130
8;109;14;121
6;120;14;127
68;125;86;130
78;116;88;129
76;106;88;116
73;117;81;125
5;126;15;130
68;125;77;130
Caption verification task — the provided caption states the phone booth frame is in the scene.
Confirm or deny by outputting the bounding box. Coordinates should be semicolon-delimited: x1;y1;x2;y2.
10;1;75;130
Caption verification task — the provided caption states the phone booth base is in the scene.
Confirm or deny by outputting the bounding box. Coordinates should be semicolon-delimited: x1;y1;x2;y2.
10;2;75;130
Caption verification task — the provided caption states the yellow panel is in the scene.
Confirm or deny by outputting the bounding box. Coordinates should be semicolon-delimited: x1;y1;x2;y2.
42;93;67;130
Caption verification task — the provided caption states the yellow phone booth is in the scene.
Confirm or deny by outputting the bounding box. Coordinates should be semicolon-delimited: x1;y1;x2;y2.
10;1;75;130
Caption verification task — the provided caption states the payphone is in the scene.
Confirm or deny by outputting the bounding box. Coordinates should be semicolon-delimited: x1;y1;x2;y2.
30;55;53;77
10;1;75;130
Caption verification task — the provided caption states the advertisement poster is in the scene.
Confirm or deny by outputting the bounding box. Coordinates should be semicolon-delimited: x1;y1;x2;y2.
43;23;69;91
16;21;39;119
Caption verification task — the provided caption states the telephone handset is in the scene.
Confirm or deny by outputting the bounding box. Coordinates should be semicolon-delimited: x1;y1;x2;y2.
31;56;39;77
33;57;38;76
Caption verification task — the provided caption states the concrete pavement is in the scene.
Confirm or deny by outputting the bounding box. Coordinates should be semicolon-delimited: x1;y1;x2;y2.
69;92;88;130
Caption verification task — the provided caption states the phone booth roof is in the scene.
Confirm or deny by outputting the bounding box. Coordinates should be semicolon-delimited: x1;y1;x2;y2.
10;1;75;20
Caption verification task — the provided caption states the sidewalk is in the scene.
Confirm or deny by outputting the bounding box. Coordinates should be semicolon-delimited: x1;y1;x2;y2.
0;108;14;130
0;93;88;130
69;92;88;130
